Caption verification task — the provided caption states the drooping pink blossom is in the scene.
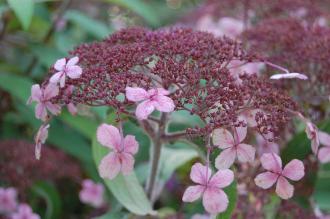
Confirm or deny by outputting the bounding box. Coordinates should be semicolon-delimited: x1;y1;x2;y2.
34;124;50;160
182;163;234;214
317;131;330;163
79;179;104;208
10;204;40;219
256;133;279;156
213;126;256;169
50;56;82;88
0;187;17;214
270;72;308;80
254;153;305;199
125;87;175;120
27;84;61;121
97;124;139;179
64;85;78;115
305;122;320;154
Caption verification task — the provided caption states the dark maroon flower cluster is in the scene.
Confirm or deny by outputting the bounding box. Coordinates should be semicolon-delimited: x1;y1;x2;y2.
43;27;297;137
0;140;82;194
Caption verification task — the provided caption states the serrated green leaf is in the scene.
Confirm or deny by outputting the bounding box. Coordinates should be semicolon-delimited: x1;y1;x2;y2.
7;0;34;30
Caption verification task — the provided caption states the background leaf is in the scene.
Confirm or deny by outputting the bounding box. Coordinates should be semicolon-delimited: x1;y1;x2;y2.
216;180;237;219
7;0;34;30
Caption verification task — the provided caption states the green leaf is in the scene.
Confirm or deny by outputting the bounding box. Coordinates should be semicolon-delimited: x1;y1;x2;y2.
314;163;330;211
65;10;112;39
92;135;155;215
281;132;310;164
104;0;161;27
168;110;205;132
216;180;237;219
7;0;34;30
30;181;62;219
94;211;127;219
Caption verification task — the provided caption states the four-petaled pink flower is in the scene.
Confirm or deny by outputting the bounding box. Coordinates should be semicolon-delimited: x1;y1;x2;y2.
182;163;234;214
34;124;50;160
97;124;139;179
213;126;256;169
254;153;305;199
317;131;330;163
305;122;320;154
50;56;82;88
125;87;175;120
0;187;17;214
11;204;40;219
79;179;104;208
27;84;61;121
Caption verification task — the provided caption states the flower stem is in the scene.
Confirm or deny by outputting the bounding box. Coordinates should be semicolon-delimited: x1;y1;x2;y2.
146;113;167;202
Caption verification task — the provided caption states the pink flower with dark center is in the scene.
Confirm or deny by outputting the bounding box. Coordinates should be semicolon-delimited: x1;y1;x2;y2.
254;153;305;199
27;84;61;121
34;124;50;160
125;87;175;120
79;179;104;208
97;124;139;179
317;131;330;163
305;122;320;154
213;126;256;169
182;163;234;214
256;133;279;156
0;187;17;214
50;57;82;88
11;204;40;219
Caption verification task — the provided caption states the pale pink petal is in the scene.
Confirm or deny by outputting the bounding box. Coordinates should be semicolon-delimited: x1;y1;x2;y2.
260;153;282;173
319;131;330;146
236;143;256;163
96;124;122;150
215;148;236;170
35;142;42;160
208;169;234;188
153;96;175;112
182;185;204;202
218;17;244;38
30;84;42;102
123;135;139;154
49;72;62;84
120;153;135;175
282;159;305;181
203;187;229;214
275;176;294;199
60;74;66;88
135;100;155;120
35;103;47;121
125;87;148;102
270;73;308;80
190;163;212;185
318;147;330;163
45;102;61;115
233;126;247;143
67;65;82;79
67;56;79;66
242;109;259;127
212;128;234;149
43;83;59;99
254;172;278;189
156;88;170;95
54;58;66;71
67;103;77;115
98;152;121;179
256;134;279;156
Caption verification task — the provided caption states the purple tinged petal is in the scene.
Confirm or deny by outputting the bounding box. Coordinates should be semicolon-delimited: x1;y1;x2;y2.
30;84;42;102
254;172;278;189
260;153;282;173
120;153;135;175
45;102;61;115
135;100;155;120
212;128;234;149
49;72;62;84
98;152;121;179
155;88;170;95
123;135;139;154
96;124;122;150
236;143;256;163
215;148;236;170
319;131;330;146
67;56;79;66
202;187;229;214
34;124;49;160
43;83;59;99
275;176;294;199
182;185;204;202
318;147;330;163
282;159;305;181
209;169;234;188
153;95;175;112
233;126;247;143
270;73;308;80
67;65;82;79
35;103;47;121
190;163;212;185
60;75;66;88
67;103;78;115
79;179;104;208
54;58;66;71
125;87;148;102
